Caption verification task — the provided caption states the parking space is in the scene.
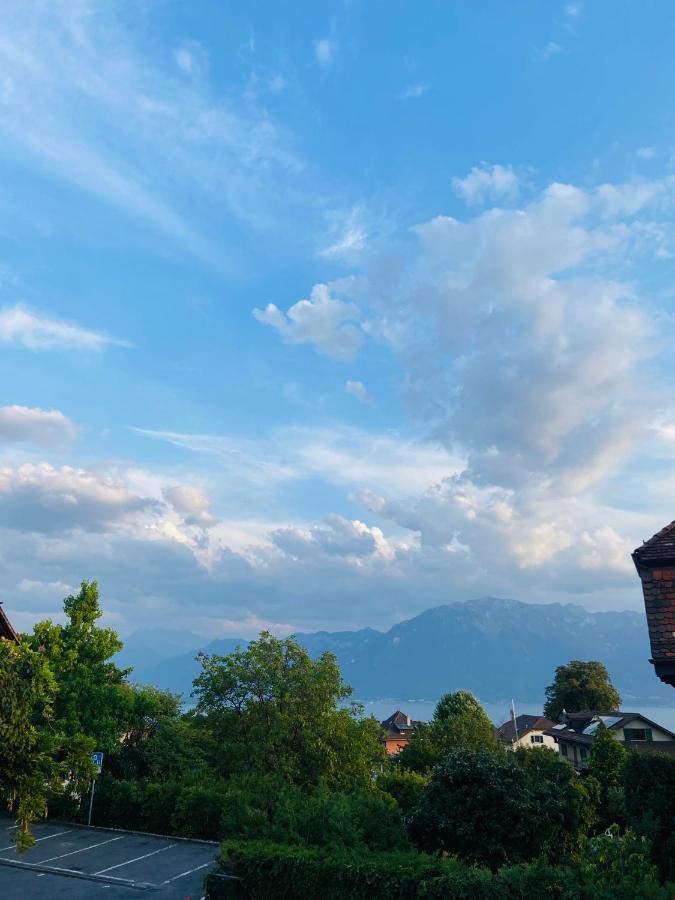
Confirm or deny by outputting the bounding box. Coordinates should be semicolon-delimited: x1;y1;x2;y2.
0;819;221;899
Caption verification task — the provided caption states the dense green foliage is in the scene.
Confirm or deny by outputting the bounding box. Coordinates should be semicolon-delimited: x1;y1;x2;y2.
624;752;675;880
0;639;60;850
192;632;385;788
544;660;621;721
407;748;598;868
397;690;503;772
208;831;671;900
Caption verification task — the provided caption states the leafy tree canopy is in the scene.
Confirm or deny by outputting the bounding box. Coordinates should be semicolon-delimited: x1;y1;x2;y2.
192;632;385;788
543;660;621;721
0;640;58;850
397;690;503;773
26;581;132;755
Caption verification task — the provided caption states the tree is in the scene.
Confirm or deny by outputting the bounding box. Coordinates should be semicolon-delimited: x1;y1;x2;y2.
397;690;503;773
26;581;132;755
407;749;597;869
192;632;385;788
0;640;59;850
587;722;626;828
543;660;621;721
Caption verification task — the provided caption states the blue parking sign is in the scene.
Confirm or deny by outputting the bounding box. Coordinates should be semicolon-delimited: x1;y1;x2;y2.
91;751;104;773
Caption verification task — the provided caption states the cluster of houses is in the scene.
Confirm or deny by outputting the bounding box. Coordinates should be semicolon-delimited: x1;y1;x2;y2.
379;706;675;769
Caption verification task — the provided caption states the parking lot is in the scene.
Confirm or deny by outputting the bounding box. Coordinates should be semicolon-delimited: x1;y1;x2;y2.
0;819;221;899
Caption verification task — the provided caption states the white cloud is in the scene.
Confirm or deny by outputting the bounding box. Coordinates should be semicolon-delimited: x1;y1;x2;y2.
401;82;429;100
315;38;337;68
163;484;217;526
533;42;566;62
636;147;657;160
564;2;583;17
0;303;125;351
344;380;371;403
253;283;362;359
134;424;463;499
452;163;519;205
173;40;208;78
251;174;675;611
0;405;76;446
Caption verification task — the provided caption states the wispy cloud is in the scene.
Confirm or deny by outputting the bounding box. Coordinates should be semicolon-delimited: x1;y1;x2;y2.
0;303;126;351
344;380;371;404
564;2;583;18
0;1;304;264
315;38;337;68
401;82;429;100
533;41;566;62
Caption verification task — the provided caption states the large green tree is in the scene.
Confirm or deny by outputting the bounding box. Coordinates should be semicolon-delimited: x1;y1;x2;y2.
543;660;621;721
397;690;503;772
192;632;385;788
0;640;58;850
27;581;133;755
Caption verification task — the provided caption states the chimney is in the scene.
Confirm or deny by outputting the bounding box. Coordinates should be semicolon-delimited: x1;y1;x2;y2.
632;522;675;688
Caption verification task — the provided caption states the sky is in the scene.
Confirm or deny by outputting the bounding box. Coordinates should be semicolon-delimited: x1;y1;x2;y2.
3;0;675;641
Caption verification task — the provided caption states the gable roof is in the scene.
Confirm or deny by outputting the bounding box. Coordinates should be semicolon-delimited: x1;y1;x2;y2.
633;520;675;567
0;605;20;644
548;710;675;742
496;714;554;743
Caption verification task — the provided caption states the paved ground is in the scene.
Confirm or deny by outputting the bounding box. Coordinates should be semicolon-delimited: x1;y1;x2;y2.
0;819;222;899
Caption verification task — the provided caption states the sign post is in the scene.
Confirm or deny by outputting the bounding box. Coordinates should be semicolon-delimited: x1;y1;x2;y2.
88;751;104;827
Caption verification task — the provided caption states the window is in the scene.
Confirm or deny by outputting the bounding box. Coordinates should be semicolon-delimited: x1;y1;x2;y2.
624;727;653;742
560;743;568;756
580;747;588;760
530;734;544;744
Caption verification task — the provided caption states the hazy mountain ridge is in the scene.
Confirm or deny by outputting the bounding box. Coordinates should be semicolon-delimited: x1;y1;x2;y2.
126;597;673;705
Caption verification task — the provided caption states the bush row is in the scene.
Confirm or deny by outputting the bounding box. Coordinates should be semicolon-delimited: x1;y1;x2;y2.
84;774;409;848
205;835;672;900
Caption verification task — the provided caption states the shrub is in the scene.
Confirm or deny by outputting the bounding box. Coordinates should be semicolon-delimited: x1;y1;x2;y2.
407;749;596;868
211;841;454;900
624;752;675;880
377;770;428;815
172;784;228;839
219;774;408;851
90;776;144;829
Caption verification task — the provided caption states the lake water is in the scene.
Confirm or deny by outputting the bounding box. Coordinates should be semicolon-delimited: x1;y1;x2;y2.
357;697;675;731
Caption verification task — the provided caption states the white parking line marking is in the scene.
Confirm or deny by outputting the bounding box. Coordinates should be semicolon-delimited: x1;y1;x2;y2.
94;843;174;875
163;861;209;883
0;829;73;852
39;835;124;864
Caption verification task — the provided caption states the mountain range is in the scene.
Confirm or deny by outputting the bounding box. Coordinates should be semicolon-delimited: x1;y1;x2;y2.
123;597;673;706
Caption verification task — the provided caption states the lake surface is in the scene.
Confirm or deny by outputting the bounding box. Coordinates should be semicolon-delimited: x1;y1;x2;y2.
357;697;675;731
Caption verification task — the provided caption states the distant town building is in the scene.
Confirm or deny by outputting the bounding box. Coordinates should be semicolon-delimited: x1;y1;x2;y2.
379;709;420;755
0;604;20;644
633;521;675;687
496;714;557;751
546;710;675;770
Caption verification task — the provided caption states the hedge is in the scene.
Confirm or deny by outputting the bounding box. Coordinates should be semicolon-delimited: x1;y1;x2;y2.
205;838;674;900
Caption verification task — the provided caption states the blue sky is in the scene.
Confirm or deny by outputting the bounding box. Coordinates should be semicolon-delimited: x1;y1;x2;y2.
3;0;675;640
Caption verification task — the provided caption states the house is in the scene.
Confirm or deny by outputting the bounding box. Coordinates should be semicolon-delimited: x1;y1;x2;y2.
380;709;420;755
0;603;20;644
632;520;675;687
496;714;557;751
546;710;675;770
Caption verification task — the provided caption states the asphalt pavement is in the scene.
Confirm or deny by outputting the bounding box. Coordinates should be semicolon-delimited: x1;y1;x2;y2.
0;818;221;899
